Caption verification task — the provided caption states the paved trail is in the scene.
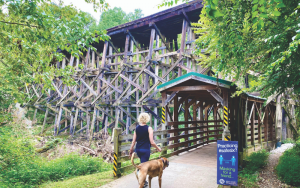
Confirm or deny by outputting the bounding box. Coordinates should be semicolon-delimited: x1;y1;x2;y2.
101;143;218;188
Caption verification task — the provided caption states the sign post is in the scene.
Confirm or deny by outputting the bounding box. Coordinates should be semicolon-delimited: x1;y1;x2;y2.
217;140;238;186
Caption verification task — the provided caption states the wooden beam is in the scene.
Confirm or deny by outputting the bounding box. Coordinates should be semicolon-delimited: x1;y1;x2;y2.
80;78;97;96
143;68;166;83
168;120;223;125
150;22;171;52
123;34;130;66
208;90;224;105
164;91;178;106
166;85;217;92
98;76;122;94
178;19;188;76
51;82;63;98
119;74;145;93
182;10;191;26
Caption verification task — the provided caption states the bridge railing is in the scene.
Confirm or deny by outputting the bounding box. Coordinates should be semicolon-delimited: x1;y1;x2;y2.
113;128;170;177
166;120;223;156
112;120;224;177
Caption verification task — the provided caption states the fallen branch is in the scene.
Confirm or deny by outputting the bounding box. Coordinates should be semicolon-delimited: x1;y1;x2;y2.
78;144;96;155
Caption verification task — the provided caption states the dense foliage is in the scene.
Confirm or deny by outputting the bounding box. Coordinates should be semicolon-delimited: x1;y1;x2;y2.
276;144;300;186
0;0;109;123
158;0;189;8
194;0;300;98
239;150;269;187
89;7;144;32
242;149;269;174
0;126;111;187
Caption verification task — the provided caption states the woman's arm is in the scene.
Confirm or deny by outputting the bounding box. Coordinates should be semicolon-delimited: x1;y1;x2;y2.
129;131;137;156
148;127;161;152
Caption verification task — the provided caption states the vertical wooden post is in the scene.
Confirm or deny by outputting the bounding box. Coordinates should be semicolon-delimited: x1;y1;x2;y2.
72;108;79;136
222;89;231;188
90;108;97;142
161;92;167;155
204;104;209;144
193;102;197;143
199;102;204;143
251;103;255;145
237;97;242;151
115;108;120;128
41;108;48;134
222;89;230;141
144;29;156;91
91;51;95;68
173;94;179;153
86;109;90;140
184;97;189;147
282;109;287;141
213;103;218;140
265;105;269;143
179;19;188;76
244;99;248;148
33;108;38;125
113;128;122;178
258;103;262;144
229;95;235;140
69;107;75;135
54;107;63;136
127;38;133;134
98;41;108;94
286;108;291;138
270;106;274;141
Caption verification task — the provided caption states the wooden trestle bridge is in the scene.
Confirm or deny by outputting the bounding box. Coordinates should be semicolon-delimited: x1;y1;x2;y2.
29;0;205;138
27;0;277;176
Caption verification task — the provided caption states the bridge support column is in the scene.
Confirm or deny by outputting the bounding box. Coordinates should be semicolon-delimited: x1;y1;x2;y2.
222;89;231;188
222;89;231;141
161;92;168;156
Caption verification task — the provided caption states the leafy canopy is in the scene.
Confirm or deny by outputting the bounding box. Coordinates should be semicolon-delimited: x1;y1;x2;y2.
0;0;110;122
194;0;300;97
89;7;144;32
157;0;189;8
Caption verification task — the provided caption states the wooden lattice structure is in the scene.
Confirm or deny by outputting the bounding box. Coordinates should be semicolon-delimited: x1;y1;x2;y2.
112;72;277;177
26;0;206;139
157;72;277;154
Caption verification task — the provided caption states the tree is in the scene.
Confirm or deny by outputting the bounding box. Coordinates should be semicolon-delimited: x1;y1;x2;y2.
89;7;144;32
193;0;300;98
0;0;110;123
157;0;189;8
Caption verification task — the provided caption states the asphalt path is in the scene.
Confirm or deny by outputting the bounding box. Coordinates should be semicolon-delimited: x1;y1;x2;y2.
100;143;218;188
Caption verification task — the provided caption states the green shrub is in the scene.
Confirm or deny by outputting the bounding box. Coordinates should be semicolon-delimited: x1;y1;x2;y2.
238;150;269;187
282;138;295;144
276;144;300;186
242;149;269;174
0;126;112;187
238;173;259;188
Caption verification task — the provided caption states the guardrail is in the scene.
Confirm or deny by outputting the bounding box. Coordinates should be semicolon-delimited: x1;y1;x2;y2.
112;120;223;177
112;128;169;177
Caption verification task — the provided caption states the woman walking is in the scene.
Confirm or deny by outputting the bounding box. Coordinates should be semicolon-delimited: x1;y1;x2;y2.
129;113;161;187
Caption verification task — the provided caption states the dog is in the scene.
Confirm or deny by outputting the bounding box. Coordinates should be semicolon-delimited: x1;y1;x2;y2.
131;153;169;188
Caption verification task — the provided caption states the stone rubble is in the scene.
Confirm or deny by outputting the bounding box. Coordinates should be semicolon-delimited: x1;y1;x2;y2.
270;143;295;154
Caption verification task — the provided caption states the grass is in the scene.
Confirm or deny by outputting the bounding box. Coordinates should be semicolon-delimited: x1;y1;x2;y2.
237;150;269;187
40;170;114;188
41;150;174;188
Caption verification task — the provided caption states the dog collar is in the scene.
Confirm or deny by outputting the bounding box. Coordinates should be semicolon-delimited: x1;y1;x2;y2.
161;158;167;170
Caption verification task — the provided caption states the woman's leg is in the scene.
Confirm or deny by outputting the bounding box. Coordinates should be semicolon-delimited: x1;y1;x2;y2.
136;149;151;163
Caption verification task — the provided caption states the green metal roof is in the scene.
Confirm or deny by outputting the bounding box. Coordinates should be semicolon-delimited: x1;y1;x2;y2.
157;72;233;90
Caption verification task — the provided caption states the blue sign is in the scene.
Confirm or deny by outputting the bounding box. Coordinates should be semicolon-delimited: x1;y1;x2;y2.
217;140;238;186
